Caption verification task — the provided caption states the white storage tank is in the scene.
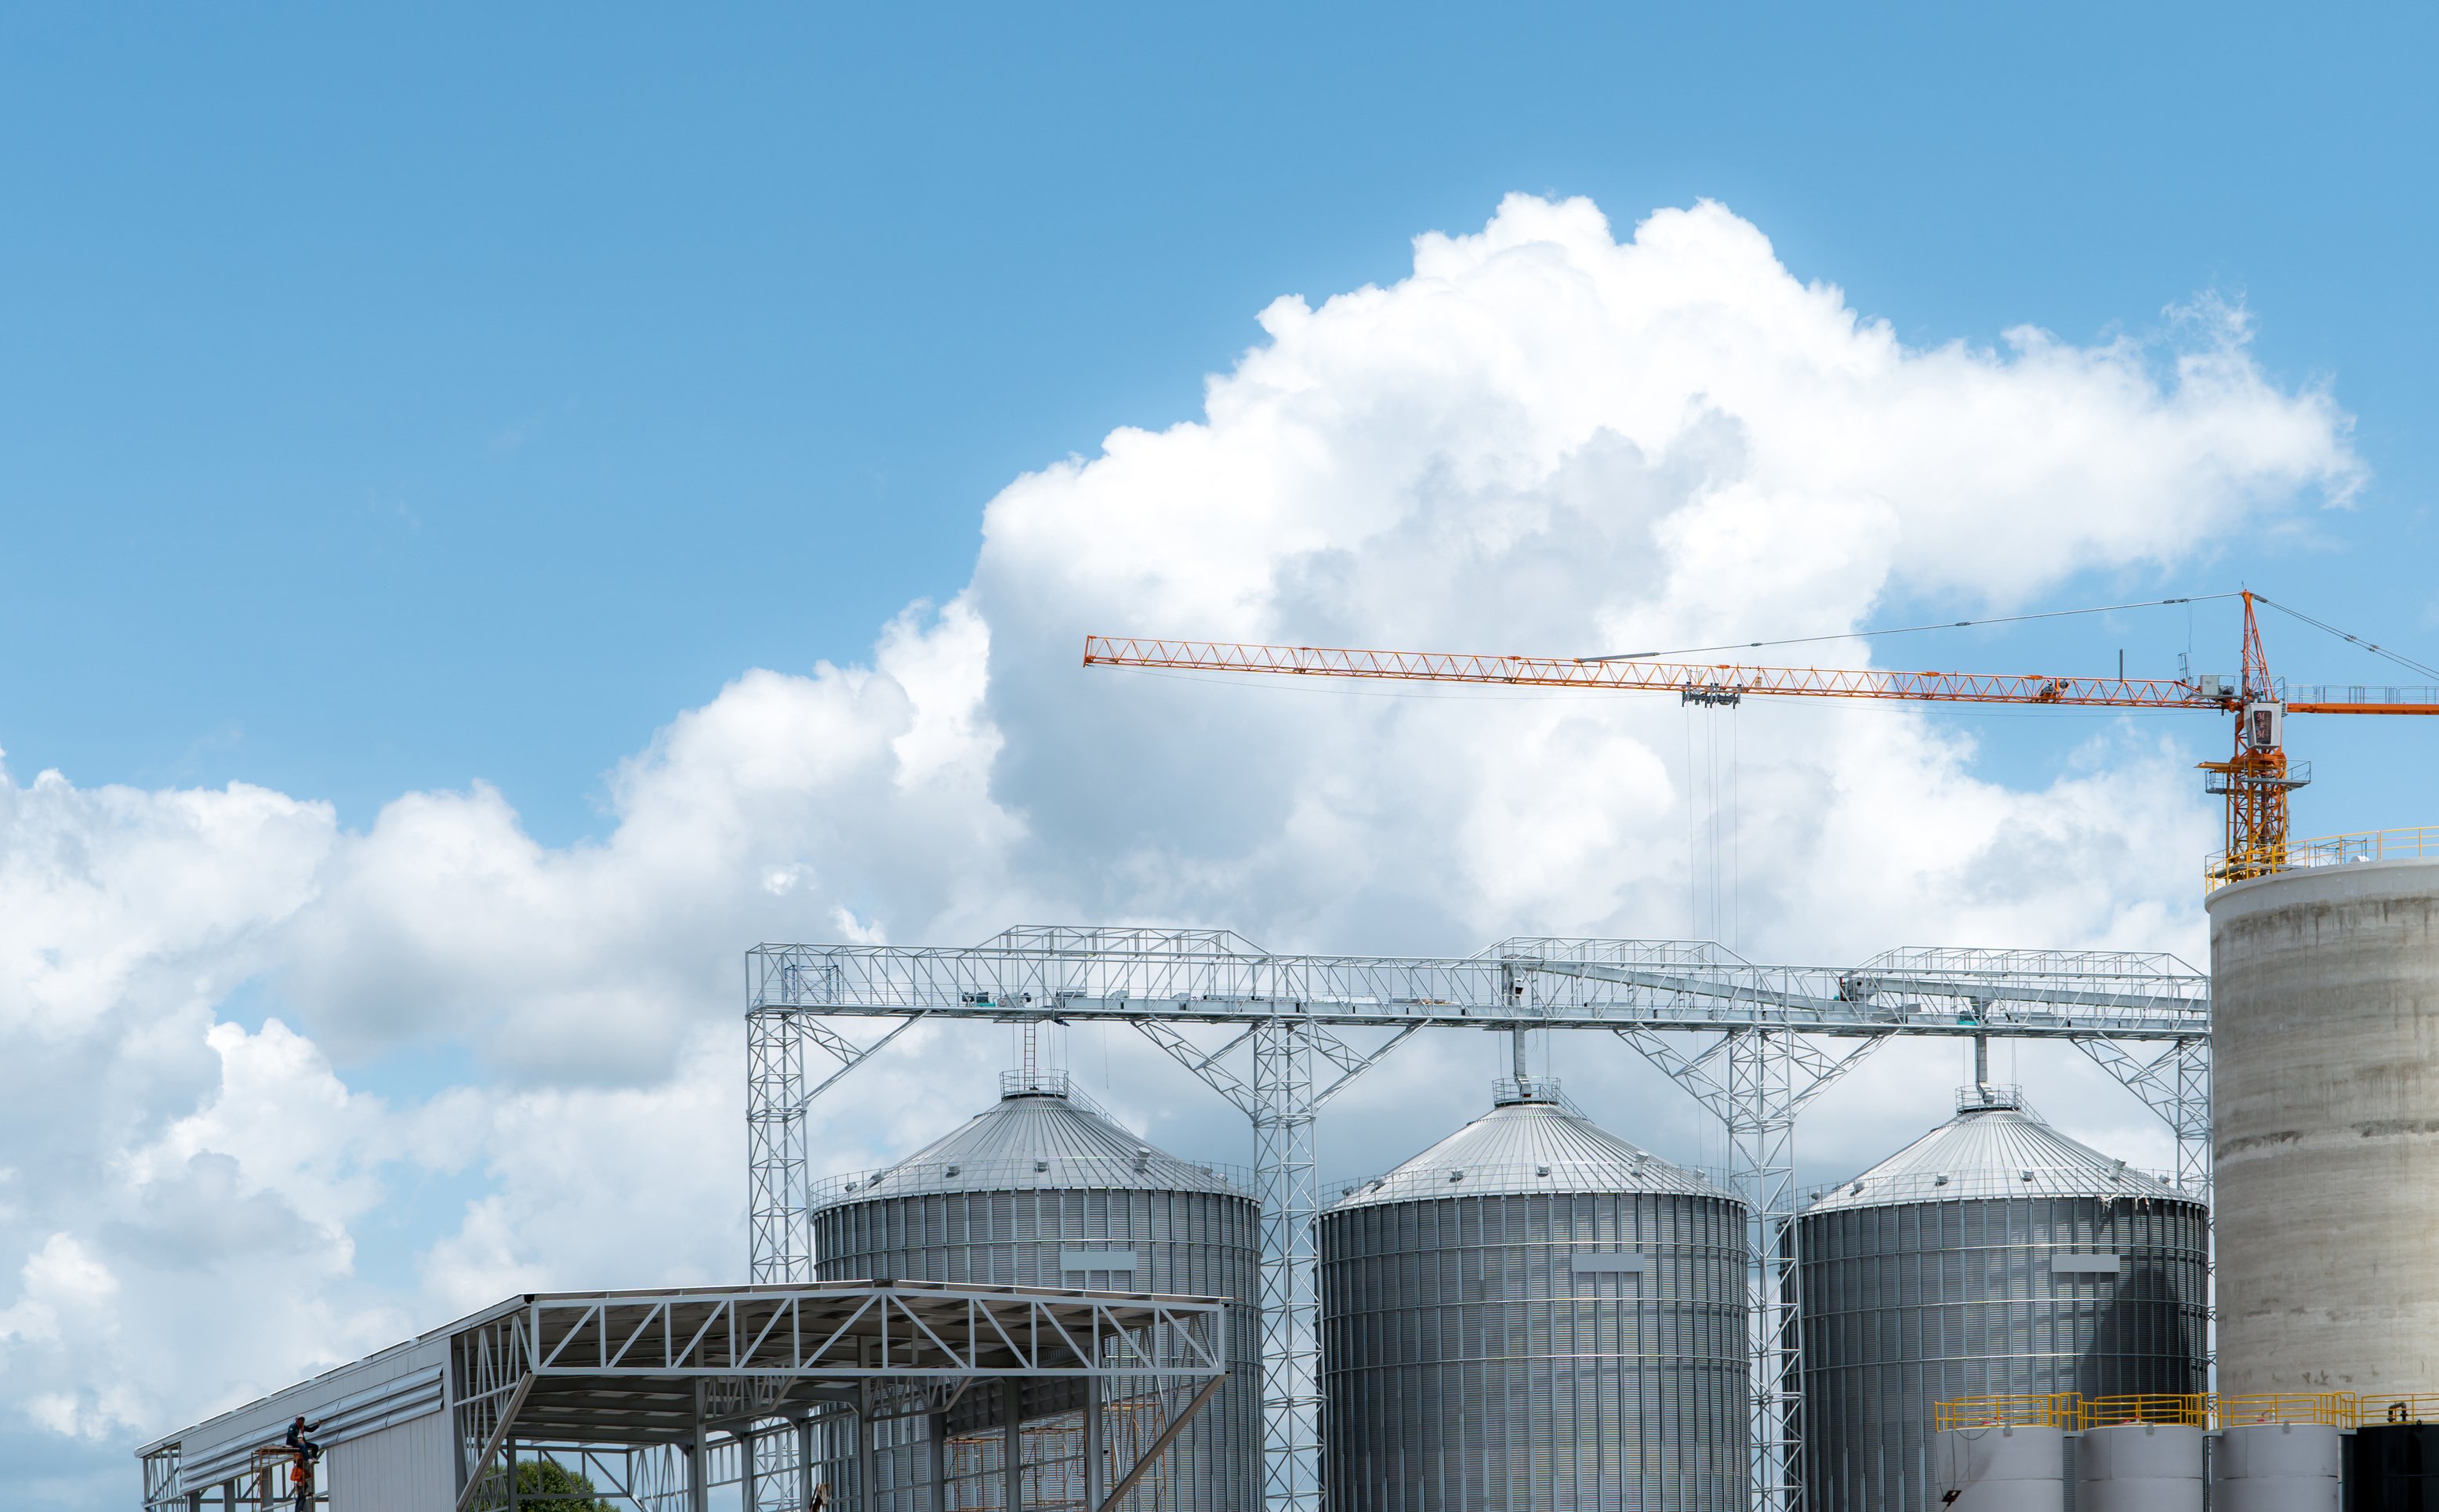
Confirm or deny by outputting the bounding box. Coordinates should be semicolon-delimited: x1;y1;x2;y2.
2212;1420;2343;1512
1930;1423;2065;1512
2209;854;2439;1394
2074;1420;2203;1512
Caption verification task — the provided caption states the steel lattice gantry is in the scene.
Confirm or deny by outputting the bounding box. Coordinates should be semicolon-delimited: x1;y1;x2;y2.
745;927;2212;1512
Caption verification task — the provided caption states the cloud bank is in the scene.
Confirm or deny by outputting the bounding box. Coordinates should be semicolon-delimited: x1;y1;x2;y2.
0;196;2357;1505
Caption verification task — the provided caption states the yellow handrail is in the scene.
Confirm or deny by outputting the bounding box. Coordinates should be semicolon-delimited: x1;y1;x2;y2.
2081;1394;2211;1429
2365;1394;2439;1426
2207;825;2439;892
1933;1394;2078;1430
1933;1391;2371;1430
2217;1392;2357;1427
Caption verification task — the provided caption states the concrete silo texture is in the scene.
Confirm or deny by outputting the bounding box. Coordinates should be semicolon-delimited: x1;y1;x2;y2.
2209;855;2439;1397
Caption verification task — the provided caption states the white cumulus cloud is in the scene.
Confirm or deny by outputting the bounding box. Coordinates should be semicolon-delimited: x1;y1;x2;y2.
0;194;2362;1507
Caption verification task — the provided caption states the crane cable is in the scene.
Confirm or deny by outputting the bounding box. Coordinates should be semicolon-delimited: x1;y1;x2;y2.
1587;593;2243;662
2249;594;2439;683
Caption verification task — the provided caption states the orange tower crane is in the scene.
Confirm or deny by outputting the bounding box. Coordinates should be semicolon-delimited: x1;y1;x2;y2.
1083;590;2439;887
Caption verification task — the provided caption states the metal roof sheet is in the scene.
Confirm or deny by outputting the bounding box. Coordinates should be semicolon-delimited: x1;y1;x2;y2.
814;1079;1247;1205
1804;1090;2194;1213
1329;1090;1733;1209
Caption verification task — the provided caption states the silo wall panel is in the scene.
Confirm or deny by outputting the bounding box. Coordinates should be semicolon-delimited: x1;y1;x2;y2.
2209;858;2439;1395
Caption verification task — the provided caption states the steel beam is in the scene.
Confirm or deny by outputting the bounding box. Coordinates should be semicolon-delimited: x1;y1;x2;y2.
1138;1016;1412;1512
748;926;2212;1512
1617;1027;1888;1512
2074;1034;2212;1196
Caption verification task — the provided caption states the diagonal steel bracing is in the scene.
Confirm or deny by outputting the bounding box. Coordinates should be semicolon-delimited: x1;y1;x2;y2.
1617;1027;1886;1512
746;928;2210;1512
1138;1017;1418;1512
2074;1035;2212;1197
748;1011;927;1284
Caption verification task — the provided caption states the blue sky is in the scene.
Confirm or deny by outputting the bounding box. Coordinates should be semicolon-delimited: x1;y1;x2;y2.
2;10;2436;1501
3;3;2432;847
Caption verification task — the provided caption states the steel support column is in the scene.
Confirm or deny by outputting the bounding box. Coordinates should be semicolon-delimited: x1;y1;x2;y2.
1085;1387;1106;1511
856;1388;877;1512
749;1008;927;1283
1730;1031;1800;1512
1621;1026;1885;1512
927;1413;948;1512
1003;1380;1024;1512
1134;1013;1415;1512
747;1009;809;1284
1251;1018;1319;1512
685;1380;710;1512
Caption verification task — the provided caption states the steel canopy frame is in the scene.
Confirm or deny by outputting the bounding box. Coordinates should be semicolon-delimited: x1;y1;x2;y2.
142;1280;1228;1512
454;1283;1226;1512
746;927;2212;1512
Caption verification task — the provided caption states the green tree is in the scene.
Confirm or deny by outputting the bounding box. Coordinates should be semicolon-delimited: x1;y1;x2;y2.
510;1459;616;1512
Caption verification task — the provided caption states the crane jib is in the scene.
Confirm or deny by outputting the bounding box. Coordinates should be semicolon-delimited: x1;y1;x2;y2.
1083;606;2439;896
1082;636;2439;714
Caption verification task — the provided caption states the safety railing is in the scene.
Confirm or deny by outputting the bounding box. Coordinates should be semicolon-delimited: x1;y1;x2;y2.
2365;1395;2439;1426
2081;1394;2212;1428
2216;1393;2359;1427
1937;1391;2433;1431
1933;1395;2079;1430
2207;826;2439;892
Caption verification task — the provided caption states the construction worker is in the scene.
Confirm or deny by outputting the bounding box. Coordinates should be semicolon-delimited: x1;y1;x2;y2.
285;1415;323;1460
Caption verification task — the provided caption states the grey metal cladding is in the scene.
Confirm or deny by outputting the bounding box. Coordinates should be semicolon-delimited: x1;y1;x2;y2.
1802;1093;2183;1210
2049;1253;2126;1275
811;1086;1259;1512
1320;1095;1751;1512
1570;1253;1652;1275
815;1082;1246;1202
1061;1249;1141;1273
1792;1098;2209;1512
1328;1091;1728;1208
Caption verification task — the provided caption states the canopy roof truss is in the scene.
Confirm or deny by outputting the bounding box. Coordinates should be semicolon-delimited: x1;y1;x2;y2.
140;1281;1226;1512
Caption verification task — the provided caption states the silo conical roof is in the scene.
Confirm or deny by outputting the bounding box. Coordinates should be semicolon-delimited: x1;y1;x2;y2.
1804;1090;2187;1212
1330;1085;1729;1209
819;1075;1241;1203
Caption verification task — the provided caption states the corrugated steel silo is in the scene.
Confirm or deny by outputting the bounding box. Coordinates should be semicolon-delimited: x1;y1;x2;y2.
2209;856;2439;1395
1319;1079;1750;1512
1791;1086;2209;1512
811;1073;1260;1512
